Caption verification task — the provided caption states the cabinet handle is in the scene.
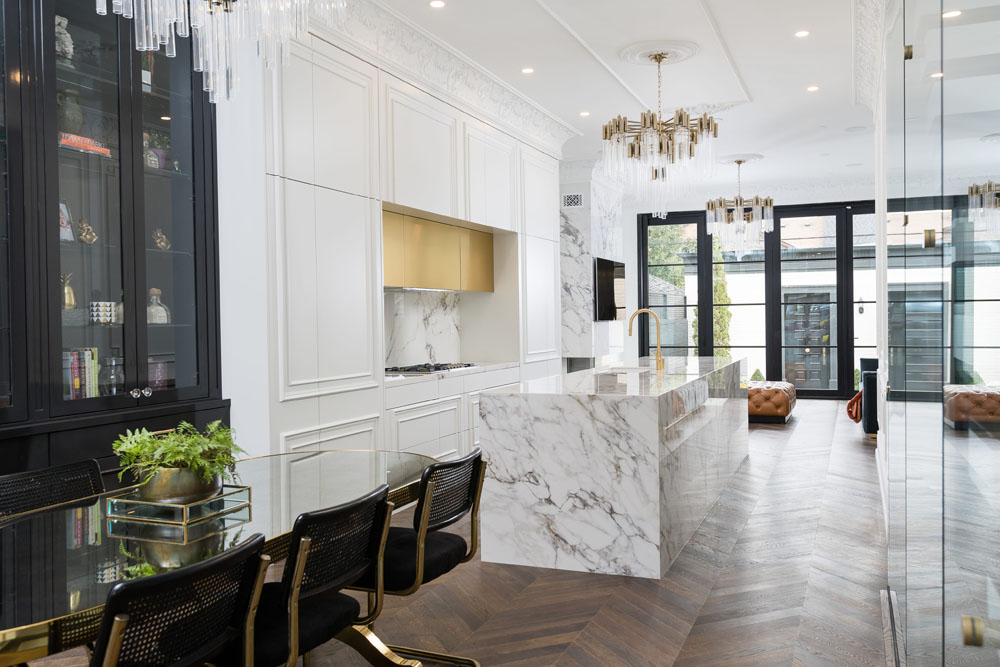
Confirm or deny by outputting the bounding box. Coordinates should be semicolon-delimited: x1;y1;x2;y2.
130;388;141;399
142;387;153;397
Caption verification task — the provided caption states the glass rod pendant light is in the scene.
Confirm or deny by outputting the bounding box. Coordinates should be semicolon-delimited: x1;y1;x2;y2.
95;0;347;103
596;53;720;218
969;180;1000;234
706;159;774;259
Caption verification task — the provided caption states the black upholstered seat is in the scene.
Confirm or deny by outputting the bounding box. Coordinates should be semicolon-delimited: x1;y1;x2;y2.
89;533;269;667
237;484;392;667
245;583;361;665
357;526;467;590
0;459;104;518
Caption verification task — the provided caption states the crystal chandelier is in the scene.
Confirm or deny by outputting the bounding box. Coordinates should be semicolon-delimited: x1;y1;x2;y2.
969;181;1000;234
597;53;720;218
95;0;347;103
706;160;774;259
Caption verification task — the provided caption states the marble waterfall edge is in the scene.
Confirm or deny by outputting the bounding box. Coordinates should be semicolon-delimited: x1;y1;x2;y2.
479;357;749;579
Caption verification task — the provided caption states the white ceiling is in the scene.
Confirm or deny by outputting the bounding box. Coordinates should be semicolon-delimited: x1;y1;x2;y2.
380;0;879;207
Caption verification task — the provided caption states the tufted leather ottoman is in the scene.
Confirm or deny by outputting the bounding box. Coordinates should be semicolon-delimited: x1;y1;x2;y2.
748;381;796;424
944;384;1000;431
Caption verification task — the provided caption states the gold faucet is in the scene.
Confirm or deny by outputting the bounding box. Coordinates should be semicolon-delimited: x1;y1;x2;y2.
628;309;665;370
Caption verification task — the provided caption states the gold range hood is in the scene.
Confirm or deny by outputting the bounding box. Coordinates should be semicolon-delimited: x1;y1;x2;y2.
382;203;494;292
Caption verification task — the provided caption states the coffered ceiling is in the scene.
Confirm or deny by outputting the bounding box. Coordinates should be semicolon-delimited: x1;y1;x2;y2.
378;0;878;207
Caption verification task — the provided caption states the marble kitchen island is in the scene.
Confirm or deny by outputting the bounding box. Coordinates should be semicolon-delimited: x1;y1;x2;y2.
478;356;748;579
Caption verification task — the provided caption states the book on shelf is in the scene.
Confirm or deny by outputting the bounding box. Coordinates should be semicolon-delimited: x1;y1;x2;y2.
62;347;100;400
59;132;112;158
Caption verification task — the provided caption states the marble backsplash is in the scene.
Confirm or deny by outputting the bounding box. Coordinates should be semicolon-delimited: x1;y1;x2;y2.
383;290;461;367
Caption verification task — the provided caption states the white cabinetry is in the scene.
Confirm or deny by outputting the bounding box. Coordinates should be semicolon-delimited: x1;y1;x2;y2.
522;235;561;364
464;119;516;231
268;38;378;199
519;145;560;241
386;396;463;460
381;75;462;218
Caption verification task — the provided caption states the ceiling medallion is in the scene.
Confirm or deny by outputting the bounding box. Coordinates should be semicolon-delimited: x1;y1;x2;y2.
95;0;347;103
596;52;719;218
706;159;774;259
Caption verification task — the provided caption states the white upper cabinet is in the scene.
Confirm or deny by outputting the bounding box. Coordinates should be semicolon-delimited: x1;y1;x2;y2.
464;119;516;231
519;145;560;242
381;75;462;218
268;38;378;199
311;41;379;198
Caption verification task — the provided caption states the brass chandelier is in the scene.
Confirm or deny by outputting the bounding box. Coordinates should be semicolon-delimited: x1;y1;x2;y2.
706;159;774;258
598;53;720;218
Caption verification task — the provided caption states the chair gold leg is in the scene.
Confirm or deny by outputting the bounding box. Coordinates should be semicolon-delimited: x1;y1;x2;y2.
303;652;312;667
387;645;480;667
335;625;422;666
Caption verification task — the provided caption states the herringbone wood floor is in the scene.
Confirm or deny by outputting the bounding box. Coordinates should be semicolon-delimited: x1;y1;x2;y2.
40;400;887;666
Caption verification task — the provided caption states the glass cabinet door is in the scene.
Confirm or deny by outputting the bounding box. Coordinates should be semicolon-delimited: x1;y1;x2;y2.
135;44;207;402
48;2;136;414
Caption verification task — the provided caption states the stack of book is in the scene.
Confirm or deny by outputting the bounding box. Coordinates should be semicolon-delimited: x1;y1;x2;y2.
63;348;100;399
67;503;103;549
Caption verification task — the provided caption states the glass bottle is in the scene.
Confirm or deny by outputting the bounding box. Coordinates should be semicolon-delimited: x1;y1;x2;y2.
146;288;171;324
98;357;126;396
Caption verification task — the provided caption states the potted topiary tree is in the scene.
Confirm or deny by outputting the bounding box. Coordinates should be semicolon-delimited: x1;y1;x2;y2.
113;420;244;504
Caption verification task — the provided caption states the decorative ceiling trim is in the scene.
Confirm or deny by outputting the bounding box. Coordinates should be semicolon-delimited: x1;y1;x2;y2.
696;0;752;103
853;0;888;114
534;0;650;110
309;0;580;157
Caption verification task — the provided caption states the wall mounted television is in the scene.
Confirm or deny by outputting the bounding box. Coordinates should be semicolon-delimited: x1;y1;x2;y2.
594;257;626;321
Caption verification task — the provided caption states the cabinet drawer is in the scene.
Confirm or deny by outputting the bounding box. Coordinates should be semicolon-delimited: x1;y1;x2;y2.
463;366;520;393
387;396;462;451
385;379;439;409
405;433;461;461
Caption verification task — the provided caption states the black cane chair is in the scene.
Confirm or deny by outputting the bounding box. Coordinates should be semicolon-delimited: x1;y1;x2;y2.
351;448;486;667
240;484;392;667
89;532;270;667
0;459;104;518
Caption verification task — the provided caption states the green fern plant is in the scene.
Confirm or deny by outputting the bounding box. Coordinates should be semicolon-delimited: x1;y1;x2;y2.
113;420;245;485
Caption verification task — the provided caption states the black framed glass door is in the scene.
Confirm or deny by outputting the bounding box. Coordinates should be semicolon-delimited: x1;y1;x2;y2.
640;202;873;399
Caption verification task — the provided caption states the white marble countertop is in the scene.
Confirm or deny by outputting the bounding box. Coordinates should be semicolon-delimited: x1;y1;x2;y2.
485;356;744;398
384;360;520;387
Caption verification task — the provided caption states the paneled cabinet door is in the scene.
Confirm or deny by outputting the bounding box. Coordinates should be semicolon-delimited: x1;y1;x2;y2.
381;74;462;218
523;236;561;364
519;145;560;242
465;120;516;231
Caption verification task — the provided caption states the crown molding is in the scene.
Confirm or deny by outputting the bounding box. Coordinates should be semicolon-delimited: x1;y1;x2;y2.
308;0;580;158
853;0;888;114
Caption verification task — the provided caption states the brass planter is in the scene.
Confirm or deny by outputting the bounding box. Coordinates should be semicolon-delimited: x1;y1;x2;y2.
139;468;222;505
139;522;226;570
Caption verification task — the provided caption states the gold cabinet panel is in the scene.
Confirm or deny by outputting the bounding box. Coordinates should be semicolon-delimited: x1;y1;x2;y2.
460;229;494;292
403;217;462;290
382;211;405;287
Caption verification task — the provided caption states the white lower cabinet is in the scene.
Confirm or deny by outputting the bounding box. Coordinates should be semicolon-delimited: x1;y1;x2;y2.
386;395;463;460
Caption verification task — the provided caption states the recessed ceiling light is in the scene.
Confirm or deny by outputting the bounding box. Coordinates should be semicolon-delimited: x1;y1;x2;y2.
579;111;590;117
521;67;535;74
844;125;869;133
931;71;944;78
942;9;962;18
795;30;810;38
430;0;445;7
807;85;820;92
160;116;171;121
846;162;864;167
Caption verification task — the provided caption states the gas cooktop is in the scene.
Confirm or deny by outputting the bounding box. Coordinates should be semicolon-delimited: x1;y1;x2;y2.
385;363;475;375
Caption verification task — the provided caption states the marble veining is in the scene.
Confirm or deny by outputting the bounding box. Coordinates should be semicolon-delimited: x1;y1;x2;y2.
383;290;460;367
480;357;748;579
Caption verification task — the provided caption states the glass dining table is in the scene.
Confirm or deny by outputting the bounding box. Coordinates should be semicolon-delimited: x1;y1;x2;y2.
0;450;436;666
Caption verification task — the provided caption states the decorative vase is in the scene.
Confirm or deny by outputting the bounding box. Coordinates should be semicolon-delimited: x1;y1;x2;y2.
138;468;222;504
61;273;76;310
56;90;84;134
